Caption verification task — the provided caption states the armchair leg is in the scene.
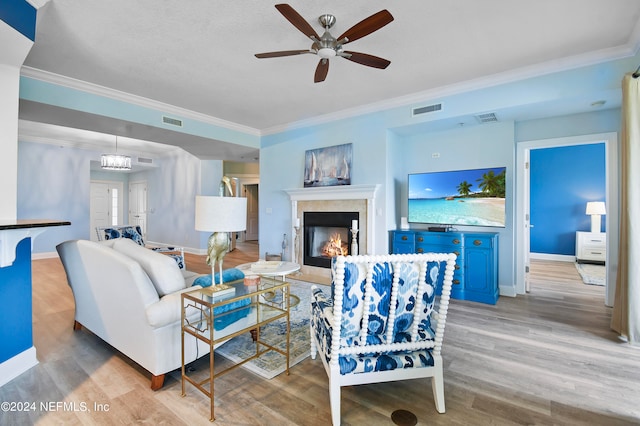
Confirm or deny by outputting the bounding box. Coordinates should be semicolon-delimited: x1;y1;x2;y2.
329;378;341;426
432;360;446;413
150;374;165;391
310;324;317;360
73;321;82;331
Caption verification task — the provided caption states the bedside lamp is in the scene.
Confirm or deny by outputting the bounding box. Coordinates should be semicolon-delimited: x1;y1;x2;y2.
195;196;247;284
585;201;606;233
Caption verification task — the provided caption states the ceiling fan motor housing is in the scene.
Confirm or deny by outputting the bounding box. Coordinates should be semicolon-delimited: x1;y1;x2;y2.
314;30;339;58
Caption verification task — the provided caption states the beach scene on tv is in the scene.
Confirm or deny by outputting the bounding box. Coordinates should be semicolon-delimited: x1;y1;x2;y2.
408;167;506;227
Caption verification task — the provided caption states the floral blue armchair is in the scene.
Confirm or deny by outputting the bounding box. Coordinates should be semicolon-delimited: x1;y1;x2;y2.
310;253;456;425
96;225;186;269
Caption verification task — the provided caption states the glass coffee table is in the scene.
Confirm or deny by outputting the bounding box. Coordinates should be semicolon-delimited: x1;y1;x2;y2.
181;276;290;421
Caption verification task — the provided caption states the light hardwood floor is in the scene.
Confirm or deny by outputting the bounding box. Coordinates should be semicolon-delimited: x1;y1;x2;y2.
1;247;639;425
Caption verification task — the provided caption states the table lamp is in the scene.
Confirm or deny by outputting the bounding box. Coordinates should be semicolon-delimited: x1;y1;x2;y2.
585;201;606;233
195;196;247;284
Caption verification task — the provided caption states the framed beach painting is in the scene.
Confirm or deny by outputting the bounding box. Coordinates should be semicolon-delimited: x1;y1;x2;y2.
304;143;352;187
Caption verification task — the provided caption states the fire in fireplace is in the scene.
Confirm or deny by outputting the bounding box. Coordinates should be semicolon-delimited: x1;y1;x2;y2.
323;233;348;257
304;211;358;268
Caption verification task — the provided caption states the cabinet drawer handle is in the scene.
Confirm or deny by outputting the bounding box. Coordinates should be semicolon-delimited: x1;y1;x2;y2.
473;240;482;246
455;265;460;270
401;235;408;241
417;248;424;253
454;251;460;256
453;279;460;285
417;236;424;242
452;239;460;245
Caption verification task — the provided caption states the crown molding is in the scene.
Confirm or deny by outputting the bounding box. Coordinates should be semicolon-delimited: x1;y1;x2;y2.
19;66;261;137
261;44;639;136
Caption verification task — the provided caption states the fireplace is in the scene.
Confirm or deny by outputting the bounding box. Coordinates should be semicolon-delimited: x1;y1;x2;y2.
285;184;380;278
304;211;358;268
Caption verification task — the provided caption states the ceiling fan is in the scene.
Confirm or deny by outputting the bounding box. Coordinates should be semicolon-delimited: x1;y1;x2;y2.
255;4;394;83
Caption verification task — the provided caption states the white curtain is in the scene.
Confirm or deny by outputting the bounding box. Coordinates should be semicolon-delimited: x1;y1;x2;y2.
611;73;640;345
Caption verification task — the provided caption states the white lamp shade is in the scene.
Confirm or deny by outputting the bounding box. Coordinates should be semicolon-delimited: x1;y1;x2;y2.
195;196;247;232
586;201;606;215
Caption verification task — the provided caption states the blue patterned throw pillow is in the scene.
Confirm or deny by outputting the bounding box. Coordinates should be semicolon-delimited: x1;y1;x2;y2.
103;228;121;240
121;226;145;246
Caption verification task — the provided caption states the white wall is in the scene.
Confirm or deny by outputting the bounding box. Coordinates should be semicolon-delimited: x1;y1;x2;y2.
260;114;391;258
0;20;34;220
393;121;516;296
17;140;218;254
18;141;94;251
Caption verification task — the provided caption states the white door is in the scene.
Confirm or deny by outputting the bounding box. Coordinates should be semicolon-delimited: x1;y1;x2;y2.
523;152;531;292
90;181;124;241
244;183;259;241
129;181;148;235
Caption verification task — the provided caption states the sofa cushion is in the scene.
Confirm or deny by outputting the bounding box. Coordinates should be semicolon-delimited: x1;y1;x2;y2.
112;238;185;296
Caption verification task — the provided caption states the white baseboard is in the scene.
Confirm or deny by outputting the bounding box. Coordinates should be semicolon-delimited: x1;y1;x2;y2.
529;253;575;262
499;285;517;297
31;251;58;260
0;347;38;388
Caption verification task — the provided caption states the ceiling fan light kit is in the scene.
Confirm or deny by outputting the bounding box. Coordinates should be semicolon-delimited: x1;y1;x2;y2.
255;4;393;83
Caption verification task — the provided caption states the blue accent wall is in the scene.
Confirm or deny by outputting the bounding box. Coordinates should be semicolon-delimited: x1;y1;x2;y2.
0;0;36;41
0;238;33;363
530;143;606;255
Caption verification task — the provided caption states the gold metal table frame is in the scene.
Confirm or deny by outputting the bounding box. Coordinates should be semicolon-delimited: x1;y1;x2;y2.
181;277;290;421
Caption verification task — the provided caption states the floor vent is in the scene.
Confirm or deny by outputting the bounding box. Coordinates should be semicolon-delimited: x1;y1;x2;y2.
162;115;183;127
412;103;442;116
137;157;153;164
475;112;498;123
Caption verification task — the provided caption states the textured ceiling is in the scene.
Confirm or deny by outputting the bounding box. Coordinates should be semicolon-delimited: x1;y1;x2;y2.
19;0;640;158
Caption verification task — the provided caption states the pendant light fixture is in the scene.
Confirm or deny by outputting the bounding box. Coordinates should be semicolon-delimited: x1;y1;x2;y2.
101;135;131;170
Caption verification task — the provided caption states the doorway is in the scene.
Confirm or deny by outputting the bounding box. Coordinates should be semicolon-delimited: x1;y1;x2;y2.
515;132;618;306
89;180;124;241
129;181;148;235
244;183;259;241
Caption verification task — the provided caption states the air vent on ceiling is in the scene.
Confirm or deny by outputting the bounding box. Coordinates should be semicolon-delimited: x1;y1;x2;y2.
137;157;153;164
162;115;183;127
412;103;442;116
475;112;498;123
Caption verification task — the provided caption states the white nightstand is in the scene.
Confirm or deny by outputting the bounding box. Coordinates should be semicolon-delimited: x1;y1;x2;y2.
575;231;606;264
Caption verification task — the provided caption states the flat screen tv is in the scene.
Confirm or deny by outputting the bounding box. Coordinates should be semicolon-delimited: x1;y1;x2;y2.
408;167;506;227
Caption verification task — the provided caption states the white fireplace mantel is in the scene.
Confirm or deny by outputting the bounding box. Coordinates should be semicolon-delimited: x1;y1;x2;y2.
285;184;380;263
285;184;379;202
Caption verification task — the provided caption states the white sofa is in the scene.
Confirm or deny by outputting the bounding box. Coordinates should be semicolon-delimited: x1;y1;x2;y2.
57;238;239;390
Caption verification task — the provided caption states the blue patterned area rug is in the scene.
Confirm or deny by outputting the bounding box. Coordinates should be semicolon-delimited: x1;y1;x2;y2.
215;279;313;379
575;263;605;286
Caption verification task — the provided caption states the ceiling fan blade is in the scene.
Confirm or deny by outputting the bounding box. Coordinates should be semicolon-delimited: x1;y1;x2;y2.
314;59;329;83
255;50;312;58
338;10;394;44
342;51;390;69
275;4;320;40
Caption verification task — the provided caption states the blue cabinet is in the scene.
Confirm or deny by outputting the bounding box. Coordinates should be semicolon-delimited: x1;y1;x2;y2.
390;230;499;304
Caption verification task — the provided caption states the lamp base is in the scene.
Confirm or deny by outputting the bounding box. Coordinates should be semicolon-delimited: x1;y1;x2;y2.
590;215;602;233
206;232;230;284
